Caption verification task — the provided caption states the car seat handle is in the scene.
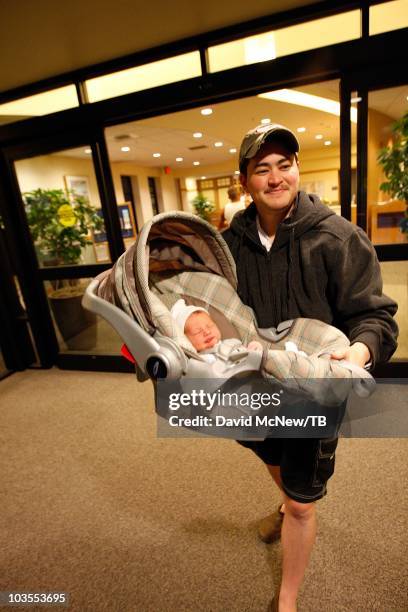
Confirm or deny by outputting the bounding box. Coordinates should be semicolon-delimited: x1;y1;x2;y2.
83;278;160;375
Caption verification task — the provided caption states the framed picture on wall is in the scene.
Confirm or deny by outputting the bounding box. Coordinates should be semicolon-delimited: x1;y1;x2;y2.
117;203;136;239
64;175;91;201
93;241;110;263
92;203;136;262
92;203;136;244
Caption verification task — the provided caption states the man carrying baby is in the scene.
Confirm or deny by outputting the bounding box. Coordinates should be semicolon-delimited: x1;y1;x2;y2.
222;122;398;612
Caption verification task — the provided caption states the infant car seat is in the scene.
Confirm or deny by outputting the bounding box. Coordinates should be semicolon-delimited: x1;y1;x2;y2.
83;211;375;408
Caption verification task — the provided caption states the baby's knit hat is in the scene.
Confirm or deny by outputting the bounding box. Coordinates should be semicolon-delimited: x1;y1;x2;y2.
170;298;208;332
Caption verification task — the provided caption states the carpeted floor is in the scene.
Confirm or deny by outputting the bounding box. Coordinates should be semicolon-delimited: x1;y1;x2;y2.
0;369;407;612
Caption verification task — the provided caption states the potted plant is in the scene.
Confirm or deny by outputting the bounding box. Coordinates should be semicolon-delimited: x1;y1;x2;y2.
377;110;408;236
23;188;105;349
192;192;215;222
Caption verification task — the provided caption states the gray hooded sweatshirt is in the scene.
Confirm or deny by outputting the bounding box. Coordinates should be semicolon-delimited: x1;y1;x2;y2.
222;191;398;367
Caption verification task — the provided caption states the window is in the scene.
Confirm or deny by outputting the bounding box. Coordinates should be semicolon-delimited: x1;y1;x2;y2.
86;52;202;103
0;85;79;126
208;11;360;73
370;0;408;36
366;84;408;245
14;147;108;268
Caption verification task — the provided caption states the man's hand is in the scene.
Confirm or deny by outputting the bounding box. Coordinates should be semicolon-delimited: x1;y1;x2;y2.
247;340;263;353
331;342;371;368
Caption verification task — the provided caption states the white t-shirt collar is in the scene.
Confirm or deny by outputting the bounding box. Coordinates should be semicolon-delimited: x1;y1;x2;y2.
256;215;274;252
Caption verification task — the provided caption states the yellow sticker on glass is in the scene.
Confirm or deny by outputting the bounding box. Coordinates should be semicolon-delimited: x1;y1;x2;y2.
57;204;76;227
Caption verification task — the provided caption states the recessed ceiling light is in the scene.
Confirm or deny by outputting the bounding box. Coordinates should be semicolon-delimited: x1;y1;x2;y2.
201;176;207;179
324;140;332;146
229;148;237;153
153;153;161;158
201;108;213;115
121;146;130;152
214;141;223;147
193;161;200;166
261;118;271;124
84;148;92;154
176;157;183;162
297;127;306;133
193;132;203;138
351;96;362;103
234;171;240;175
315;134;323;140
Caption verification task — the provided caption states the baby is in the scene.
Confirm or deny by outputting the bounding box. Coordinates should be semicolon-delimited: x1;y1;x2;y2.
171;298;264;357
168;299;374;401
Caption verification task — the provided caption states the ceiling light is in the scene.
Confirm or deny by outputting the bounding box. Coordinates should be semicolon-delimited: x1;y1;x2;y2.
261;118;271;124
315;134;323;140
84;148;92;154
351;96;362;103
176;157;183;162
201;176;207;179
229;148;237;153
324;140;332;146
193;161;200;166
193;132;203;138
234;171;240;175
214;141;223;147
153;153;161;158
201;108;213;115
297;127;306;133
121;146;130;152
259;89;357;123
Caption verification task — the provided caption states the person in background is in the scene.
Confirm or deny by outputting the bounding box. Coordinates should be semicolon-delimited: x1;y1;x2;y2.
222;122;398;612
219;184;246;229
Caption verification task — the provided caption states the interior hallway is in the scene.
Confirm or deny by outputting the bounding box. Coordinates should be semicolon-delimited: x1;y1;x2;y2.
1;369;407;612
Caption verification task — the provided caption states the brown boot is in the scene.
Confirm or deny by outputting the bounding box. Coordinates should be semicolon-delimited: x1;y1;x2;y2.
266;594;279;612
258;504;284;543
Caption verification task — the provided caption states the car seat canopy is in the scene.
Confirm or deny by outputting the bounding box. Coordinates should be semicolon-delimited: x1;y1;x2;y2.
97;212;243;352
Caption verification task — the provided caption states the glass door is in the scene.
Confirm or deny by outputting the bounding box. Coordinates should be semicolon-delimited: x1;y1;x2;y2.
1;130;132;370
366;83;408;364
347;71;408;372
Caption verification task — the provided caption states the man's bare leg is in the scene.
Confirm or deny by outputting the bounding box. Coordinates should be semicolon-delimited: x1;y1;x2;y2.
279;496;316;612
266;465;316;612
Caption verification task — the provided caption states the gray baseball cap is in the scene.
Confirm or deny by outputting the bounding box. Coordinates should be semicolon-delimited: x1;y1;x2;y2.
239;123;299;172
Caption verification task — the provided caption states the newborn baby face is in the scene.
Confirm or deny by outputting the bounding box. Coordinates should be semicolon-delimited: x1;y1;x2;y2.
184;311;221;352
